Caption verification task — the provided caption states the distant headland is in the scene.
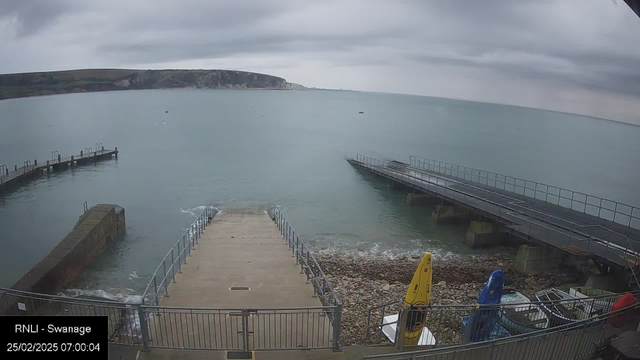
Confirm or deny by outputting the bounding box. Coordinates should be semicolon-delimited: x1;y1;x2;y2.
0;68;307;100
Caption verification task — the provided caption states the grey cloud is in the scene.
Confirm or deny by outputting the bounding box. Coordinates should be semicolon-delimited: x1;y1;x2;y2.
0;0;639;124
0;0;80;37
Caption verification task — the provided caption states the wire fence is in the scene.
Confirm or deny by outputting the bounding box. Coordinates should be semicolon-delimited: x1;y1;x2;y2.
363;301;640;360
408;155;640;230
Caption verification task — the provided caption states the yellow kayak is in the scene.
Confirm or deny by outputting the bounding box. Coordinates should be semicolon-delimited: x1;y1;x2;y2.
402;252;432;345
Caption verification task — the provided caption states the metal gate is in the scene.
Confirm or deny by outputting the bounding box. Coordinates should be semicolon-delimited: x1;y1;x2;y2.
140;305;339;351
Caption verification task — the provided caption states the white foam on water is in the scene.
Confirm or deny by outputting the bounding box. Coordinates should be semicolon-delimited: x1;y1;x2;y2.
60;288;144;337
61;288;143;304
179;205;209;217
128;271;139;280
314;238;461;261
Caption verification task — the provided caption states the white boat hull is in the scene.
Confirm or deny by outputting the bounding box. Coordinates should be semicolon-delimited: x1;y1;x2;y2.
381;314;436;346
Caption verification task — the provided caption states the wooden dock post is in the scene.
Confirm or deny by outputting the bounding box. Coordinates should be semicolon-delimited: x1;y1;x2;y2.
71;156;74;165
115;147;118;159
14;165;17;171
58;154;61;163
34;160;37;166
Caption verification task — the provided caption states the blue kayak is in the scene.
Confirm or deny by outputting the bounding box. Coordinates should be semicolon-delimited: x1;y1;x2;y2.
464;270;505;342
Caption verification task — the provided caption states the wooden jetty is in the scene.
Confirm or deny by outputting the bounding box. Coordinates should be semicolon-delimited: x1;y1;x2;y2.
0;146;118;192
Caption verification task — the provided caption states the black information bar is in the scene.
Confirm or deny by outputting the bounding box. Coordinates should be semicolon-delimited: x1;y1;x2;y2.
1;316;107;359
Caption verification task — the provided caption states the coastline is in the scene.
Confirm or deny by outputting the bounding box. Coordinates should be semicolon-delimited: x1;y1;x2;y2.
317;252;592;345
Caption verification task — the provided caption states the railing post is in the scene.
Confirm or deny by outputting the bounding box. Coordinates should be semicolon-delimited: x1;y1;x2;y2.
153;277;160;306
295;235;299;264
177;241;183;273
171;250;176;283
332;303;342;351
162;261;169;297
300;243;305;274
395;308;406;350
138;305;151;350
242;309;250;353
183;235;189;261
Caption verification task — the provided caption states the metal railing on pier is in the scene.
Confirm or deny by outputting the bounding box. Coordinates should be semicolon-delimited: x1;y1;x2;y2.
141;206;212;306
409;155;640;230
353;155;640;275
272;208;341;309
271;207;343;349
0;205;343;352
136;205;342;352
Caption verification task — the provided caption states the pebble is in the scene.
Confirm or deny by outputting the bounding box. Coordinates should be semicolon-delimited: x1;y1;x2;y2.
317;252;591;346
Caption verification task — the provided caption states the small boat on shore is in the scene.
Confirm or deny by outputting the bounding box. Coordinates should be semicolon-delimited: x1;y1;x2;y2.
534;288;580;326
464;270;508;342
534;287;611;326
569;287;618;317
381;253;436;346
498;289;549;334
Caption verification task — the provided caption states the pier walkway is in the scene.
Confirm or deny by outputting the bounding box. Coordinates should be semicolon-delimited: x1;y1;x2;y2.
161;213;319;309
141;209;341;353
349;155;640;272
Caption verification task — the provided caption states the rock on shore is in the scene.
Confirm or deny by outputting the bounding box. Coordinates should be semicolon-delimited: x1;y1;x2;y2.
317;252;591;346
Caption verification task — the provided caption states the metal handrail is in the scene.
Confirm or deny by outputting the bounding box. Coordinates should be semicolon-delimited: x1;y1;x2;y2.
406;159;640;249
141;206;212;306
272;208;342;350
409;155;639;229
272;208;340;308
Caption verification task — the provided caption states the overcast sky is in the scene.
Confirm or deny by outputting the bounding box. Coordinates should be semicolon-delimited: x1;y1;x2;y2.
2;0;640;124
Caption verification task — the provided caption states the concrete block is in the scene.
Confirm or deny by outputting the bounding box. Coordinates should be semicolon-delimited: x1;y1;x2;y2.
515;245;564;276
464;221;506;248
10;204;126;295
406;193;439;206
431;205;470;224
